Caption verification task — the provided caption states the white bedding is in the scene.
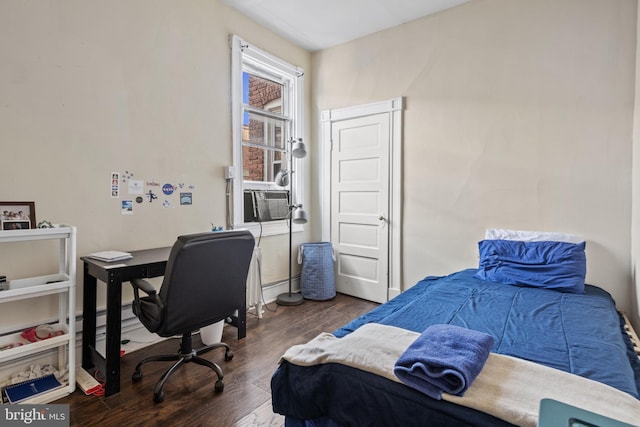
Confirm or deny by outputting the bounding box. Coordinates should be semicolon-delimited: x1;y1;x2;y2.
484;228;584;243
281;323;640;427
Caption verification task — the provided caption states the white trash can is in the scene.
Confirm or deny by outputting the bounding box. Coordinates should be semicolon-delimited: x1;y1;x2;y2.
200;320;224;345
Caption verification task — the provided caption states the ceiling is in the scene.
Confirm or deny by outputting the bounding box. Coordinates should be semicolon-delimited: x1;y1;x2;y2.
221;0;471;52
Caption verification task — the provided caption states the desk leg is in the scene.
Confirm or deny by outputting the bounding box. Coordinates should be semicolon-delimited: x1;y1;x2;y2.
81;263;97;370
228;305;247;340
104;277;123;396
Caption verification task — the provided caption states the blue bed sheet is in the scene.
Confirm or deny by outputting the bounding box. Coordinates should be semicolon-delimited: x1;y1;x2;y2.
272;269;640;427
334;269;639;398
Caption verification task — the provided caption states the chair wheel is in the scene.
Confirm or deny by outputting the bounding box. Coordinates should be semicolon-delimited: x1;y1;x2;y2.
214;379;224;392
153;390;165;403
225;350;233;361
132;370;143;382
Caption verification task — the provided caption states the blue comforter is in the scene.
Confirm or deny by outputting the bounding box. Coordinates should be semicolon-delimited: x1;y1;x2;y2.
335;269;639;397
272;269;640;427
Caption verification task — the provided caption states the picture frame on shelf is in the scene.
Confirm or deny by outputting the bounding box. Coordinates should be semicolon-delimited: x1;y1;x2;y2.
0;202;36;230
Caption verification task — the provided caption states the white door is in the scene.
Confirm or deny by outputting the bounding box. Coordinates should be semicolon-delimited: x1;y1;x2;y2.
321;98;404;303
330;113;391;303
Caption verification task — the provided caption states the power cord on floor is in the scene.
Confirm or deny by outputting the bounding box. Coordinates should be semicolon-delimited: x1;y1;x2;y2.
90;370;106;397
81;350;126;397
260;286;278;313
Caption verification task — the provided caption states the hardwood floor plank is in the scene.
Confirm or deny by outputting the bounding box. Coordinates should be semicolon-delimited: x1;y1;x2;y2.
56;293;378;427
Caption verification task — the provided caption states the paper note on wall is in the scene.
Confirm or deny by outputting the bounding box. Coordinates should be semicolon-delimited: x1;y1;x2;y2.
128;180;144;195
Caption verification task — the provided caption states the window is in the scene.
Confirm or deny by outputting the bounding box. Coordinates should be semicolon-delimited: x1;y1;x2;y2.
231;35;304;233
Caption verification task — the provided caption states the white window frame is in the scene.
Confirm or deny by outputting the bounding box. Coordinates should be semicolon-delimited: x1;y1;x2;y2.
231;35;305;236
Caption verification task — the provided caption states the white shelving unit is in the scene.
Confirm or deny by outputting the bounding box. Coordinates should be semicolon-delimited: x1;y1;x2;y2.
0;226;76;403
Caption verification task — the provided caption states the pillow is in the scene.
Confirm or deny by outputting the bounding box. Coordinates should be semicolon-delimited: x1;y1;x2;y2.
474;239;586;293
484;228;584;244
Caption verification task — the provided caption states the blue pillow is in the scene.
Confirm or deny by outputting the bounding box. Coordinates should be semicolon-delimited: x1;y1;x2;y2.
474;239;586;293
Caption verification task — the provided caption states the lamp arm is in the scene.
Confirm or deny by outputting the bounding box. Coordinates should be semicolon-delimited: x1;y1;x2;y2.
291;139;296;206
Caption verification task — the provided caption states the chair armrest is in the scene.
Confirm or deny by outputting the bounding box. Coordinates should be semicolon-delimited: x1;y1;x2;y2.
131;278;157;296
130;278;163;333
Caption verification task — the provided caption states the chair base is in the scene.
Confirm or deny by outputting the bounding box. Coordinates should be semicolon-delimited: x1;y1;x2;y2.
132;333;233;403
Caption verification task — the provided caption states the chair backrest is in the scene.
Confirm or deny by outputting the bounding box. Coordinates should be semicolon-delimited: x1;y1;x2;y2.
156;230;255;337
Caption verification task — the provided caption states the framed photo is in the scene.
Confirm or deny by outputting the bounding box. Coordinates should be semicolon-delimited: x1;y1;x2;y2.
0;202;36;230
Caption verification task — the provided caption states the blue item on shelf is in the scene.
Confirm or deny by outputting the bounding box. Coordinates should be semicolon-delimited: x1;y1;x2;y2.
3;373;63;403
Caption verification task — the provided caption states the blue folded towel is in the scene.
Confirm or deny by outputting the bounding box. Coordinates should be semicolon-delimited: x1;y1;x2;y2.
393;324;494;400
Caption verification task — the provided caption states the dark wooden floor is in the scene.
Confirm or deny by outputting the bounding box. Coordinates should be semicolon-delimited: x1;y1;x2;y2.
57;293;378;427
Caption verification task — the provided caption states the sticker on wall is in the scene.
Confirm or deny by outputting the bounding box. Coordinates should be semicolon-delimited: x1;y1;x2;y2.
188;184;196;190
135;196;144;204
111;172;120;198
180;193;192;205
121;171;134;183
162;199;174;208
128;180;144;195
121;200;133;215
162;183;175;196
146;179;160;187
145;190;158;203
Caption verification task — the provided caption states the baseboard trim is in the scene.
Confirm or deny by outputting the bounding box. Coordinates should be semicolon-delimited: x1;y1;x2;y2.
388;287;401;300
261;276;300;305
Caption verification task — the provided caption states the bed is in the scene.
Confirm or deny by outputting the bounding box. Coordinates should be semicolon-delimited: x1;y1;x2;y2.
271;231;640;427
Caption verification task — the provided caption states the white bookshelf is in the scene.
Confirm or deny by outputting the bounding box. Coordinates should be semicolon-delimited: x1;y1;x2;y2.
0;226;76;403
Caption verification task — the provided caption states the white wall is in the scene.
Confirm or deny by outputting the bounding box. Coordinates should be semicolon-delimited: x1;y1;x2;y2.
311;0;637;319
0;0;312;326
2;0;639;331
632;2;640;330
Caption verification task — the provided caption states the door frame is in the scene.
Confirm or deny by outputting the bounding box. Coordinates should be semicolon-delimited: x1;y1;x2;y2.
320;97;404;299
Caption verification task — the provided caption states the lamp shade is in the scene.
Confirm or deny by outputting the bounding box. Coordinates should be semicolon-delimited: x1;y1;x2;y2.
292;206;308;224
292;138;307;158
274;169;289;187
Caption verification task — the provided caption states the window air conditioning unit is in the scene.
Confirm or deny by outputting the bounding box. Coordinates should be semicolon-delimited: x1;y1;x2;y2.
244;190;290;222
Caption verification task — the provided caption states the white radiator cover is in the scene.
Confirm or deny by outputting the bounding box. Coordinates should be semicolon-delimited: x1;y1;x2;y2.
246;246;263;318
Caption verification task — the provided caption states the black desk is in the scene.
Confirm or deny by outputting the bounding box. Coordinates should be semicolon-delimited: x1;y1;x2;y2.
81;247;247;396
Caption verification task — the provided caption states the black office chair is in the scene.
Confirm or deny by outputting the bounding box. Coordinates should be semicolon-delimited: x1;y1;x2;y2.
129;230;255;403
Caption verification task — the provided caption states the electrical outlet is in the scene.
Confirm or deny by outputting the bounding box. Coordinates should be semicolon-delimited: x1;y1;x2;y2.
225;166;235;180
